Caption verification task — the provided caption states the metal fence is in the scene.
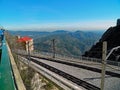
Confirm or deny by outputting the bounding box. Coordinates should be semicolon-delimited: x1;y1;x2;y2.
13;49;120;67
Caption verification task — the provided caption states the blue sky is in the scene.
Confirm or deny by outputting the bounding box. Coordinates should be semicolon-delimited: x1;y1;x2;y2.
0;0;120;31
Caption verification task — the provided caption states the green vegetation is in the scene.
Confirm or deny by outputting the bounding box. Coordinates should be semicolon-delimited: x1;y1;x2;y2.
40;73;64;90
9;30;102;56
44;81;54;90
34;31;102;56
12;53;34;90
21;68;35;90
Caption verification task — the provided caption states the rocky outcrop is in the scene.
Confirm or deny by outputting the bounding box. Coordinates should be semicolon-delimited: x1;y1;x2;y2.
117;19;120;26
84;19;120;61
31;73;46;90
16;57;61;90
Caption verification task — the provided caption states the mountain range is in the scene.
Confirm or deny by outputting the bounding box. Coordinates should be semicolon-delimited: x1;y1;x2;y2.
9;30;103;56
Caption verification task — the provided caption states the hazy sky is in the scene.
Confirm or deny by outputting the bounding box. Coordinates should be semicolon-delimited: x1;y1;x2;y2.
0;0;120;31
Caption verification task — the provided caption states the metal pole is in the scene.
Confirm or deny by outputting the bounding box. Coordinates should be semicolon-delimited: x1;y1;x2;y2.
106;49;114;60
27;41;30;63
52;39;55;58
101;41;107;90
106;46;120;60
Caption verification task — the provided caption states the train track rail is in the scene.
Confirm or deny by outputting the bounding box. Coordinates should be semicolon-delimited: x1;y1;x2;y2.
29;57;100;90
20;53;120;78
30;55;120;78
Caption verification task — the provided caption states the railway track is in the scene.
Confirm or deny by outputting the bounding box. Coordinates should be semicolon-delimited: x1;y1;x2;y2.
29;57;100;90
30;55;120;78
20;53;120;78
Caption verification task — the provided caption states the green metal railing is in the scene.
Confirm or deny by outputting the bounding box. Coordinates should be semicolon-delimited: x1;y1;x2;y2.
0;37;16;90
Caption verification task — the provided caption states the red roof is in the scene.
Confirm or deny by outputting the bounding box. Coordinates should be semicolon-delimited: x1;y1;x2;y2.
18;36;32;42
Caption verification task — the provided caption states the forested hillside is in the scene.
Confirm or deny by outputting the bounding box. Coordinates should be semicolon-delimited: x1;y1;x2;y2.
10;30;103;56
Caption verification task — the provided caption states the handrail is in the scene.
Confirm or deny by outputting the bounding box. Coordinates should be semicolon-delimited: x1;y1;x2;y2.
7;44;26;90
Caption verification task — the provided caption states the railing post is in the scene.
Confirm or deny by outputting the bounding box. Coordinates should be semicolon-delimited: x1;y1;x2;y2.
101;41;107;90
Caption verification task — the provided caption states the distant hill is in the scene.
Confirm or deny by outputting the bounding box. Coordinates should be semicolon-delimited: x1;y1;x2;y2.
9;30;103;56
84;19;120;62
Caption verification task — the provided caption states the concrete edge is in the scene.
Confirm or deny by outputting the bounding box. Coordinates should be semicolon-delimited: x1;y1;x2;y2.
6;43;26;90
